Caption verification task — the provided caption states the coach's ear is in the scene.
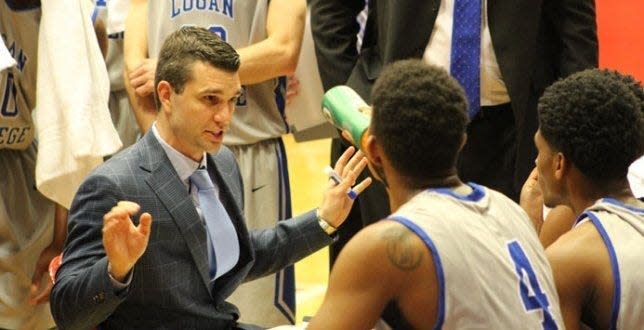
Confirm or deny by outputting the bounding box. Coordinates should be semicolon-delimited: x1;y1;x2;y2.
157;81;172;113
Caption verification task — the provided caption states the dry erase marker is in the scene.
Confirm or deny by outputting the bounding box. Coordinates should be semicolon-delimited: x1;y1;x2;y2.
324;166;358;200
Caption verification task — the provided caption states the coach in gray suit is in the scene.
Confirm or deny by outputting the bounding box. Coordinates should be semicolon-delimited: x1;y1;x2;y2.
50;26;370;329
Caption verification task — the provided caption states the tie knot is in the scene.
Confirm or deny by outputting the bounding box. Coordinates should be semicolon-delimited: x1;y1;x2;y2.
190;168;214;191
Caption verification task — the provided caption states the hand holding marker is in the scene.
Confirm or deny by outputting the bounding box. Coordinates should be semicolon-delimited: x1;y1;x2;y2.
325;166;359;199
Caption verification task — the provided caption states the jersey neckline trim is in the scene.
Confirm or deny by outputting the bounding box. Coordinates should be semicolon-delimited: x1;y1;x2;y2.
426;182;486;202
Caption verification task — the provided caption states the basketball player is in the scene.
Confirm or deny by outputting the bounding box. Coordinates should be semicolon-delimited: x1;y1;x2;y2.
533;69;643;329
94;0;140;150
308;59;563;329
1;1;58;328
124;0;305;326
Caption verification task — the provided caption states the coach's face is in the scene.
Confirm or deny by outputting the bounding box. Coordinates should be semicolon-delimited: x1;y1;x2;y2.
158;60;241;161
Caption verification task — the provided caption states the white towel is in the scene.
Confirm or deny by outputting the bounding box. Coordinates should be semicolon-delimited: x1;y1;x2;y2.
35;0;122;208
0;37;16;71
106;0;129;34
628;155;644;198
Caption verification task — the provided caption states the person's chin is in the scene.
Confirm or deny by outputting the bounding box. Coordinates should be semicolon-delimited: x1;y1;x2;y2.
542;195;559;209
205;143;222;154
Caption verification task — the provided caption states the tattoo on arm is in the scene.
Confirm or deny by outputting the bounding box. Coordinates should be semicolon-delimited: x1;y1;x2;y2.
381;226;423;271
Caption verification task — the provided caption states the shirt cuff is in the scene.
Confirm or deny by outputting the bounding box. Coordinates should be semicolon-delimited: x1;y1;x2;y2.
107;263;133;293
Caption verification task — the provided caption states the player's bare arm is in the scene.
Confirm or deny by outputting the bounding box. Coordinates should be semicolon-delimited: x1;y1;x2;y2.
539;205;576;247
124;0;157;132
546;221;612;330
308;220;436;329
236;0;305;85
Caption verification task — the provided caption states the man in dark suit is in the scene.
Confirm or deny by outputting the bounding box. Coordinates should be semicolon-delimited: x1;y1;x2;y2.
50;26;371;329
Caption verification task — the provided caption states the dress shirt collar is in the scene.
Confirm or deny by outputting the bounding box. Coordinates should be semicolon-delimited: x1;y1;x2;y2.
151;123;207;189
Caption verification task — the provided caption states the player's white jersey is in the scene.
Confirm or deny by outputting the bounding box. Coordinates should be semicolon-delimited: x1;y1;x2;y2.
576;198;644;330
148;0;288;146
0;1;39;150
390;183;564;329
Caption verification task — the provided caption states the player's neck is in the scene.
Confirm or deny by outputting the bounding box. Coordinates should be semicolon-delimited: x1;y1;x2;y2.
568;175;641;214
388;172;464;212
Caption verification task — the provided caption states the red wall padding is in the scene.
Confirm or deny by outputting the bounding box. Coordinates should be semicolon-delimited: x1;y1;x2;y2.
596;0;644;81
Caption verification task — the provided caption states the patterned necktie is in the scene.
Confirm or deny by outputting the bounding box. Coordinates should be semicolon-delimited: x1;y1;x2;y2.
190;168;240;280
450;0;481;118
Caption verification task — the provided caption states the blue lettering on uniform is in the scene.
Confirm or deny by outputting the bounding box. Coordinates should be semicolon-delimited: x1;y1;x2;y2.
172;0;180;17
16;50;27;71
209;0;219;12
0;126;30;145
183;0;193;11
96;0;107;7
2;38;28;72
171;0;233;19
222;0;233;17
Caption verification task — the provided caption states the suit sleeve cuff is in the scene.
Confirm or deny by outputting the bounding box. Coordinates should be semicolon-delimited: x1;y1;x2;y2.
107;263;133;296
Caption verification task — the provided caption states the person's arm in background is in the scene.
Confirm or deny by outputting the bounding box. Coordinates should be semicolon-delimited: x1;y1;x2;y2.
520;168;577;247
546;222;604;330
236;0;305;85
123;0;157;133
544;0;598;76
29;204;68;304
539;205;576;247
310;0;366;90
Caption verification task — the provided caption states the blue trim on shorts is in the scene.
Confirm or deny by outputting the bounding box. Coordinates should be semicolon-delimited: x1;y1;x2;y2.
274;76;290;133
389;215;445;330
274;137;295;324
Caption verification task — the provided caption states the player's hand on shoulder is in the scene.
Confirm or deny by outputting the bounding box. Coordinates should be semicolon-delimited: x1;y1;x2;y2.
129;59;157;97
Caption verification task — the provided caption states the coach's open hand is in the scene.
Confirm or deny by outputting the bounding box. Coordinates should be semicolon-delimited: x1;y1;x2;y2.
102;201;152;282
317;146;372;228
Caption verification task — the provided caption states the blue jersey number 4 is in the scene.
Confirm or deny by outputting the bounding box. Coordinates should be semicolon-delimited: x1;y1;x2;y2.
507;240;558;330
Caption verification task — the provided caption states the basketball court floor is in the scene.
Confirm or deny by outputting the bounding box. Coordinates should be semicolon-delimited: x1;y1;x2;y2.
283;134;332;323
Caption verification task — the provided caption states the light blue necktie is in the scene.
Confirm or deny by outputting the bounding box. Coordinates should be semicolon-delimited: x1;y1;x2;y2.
450;0;481;118
190;168;240;280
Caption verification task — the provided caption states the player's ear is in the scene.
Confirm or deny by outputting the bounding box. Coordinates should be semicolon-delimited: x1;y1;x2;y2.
365;134;383;168
553;152;568;181
458;133;467;153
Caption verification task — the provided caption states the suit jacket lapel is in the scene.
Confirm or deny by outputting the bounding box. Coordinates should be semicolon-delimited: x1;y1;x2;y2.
138;133;213;296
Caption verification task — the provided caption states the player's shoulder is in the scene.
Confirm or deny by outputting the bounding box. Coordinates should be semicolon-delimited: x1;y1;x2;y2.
345;220;432;273
546;220;607;279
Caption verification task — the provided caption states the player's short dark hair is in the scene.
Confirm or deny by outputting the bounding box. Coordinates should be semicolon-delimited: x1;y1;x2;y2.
154;26;240;109
538;68;644;183
371;59;469;183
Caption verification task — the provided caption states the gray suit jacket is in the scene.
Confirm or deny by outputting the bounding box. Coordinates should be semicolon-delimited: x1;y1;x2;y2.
51;132;333;329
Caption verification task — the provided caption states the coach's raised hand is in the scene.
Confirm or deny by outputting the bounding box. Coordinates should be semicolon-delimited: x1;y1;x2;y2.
102;201;152;282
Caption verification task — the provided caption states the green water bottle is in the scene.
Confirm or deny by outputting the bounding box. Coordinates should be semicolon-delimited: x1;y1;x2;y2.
321;86;371;149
